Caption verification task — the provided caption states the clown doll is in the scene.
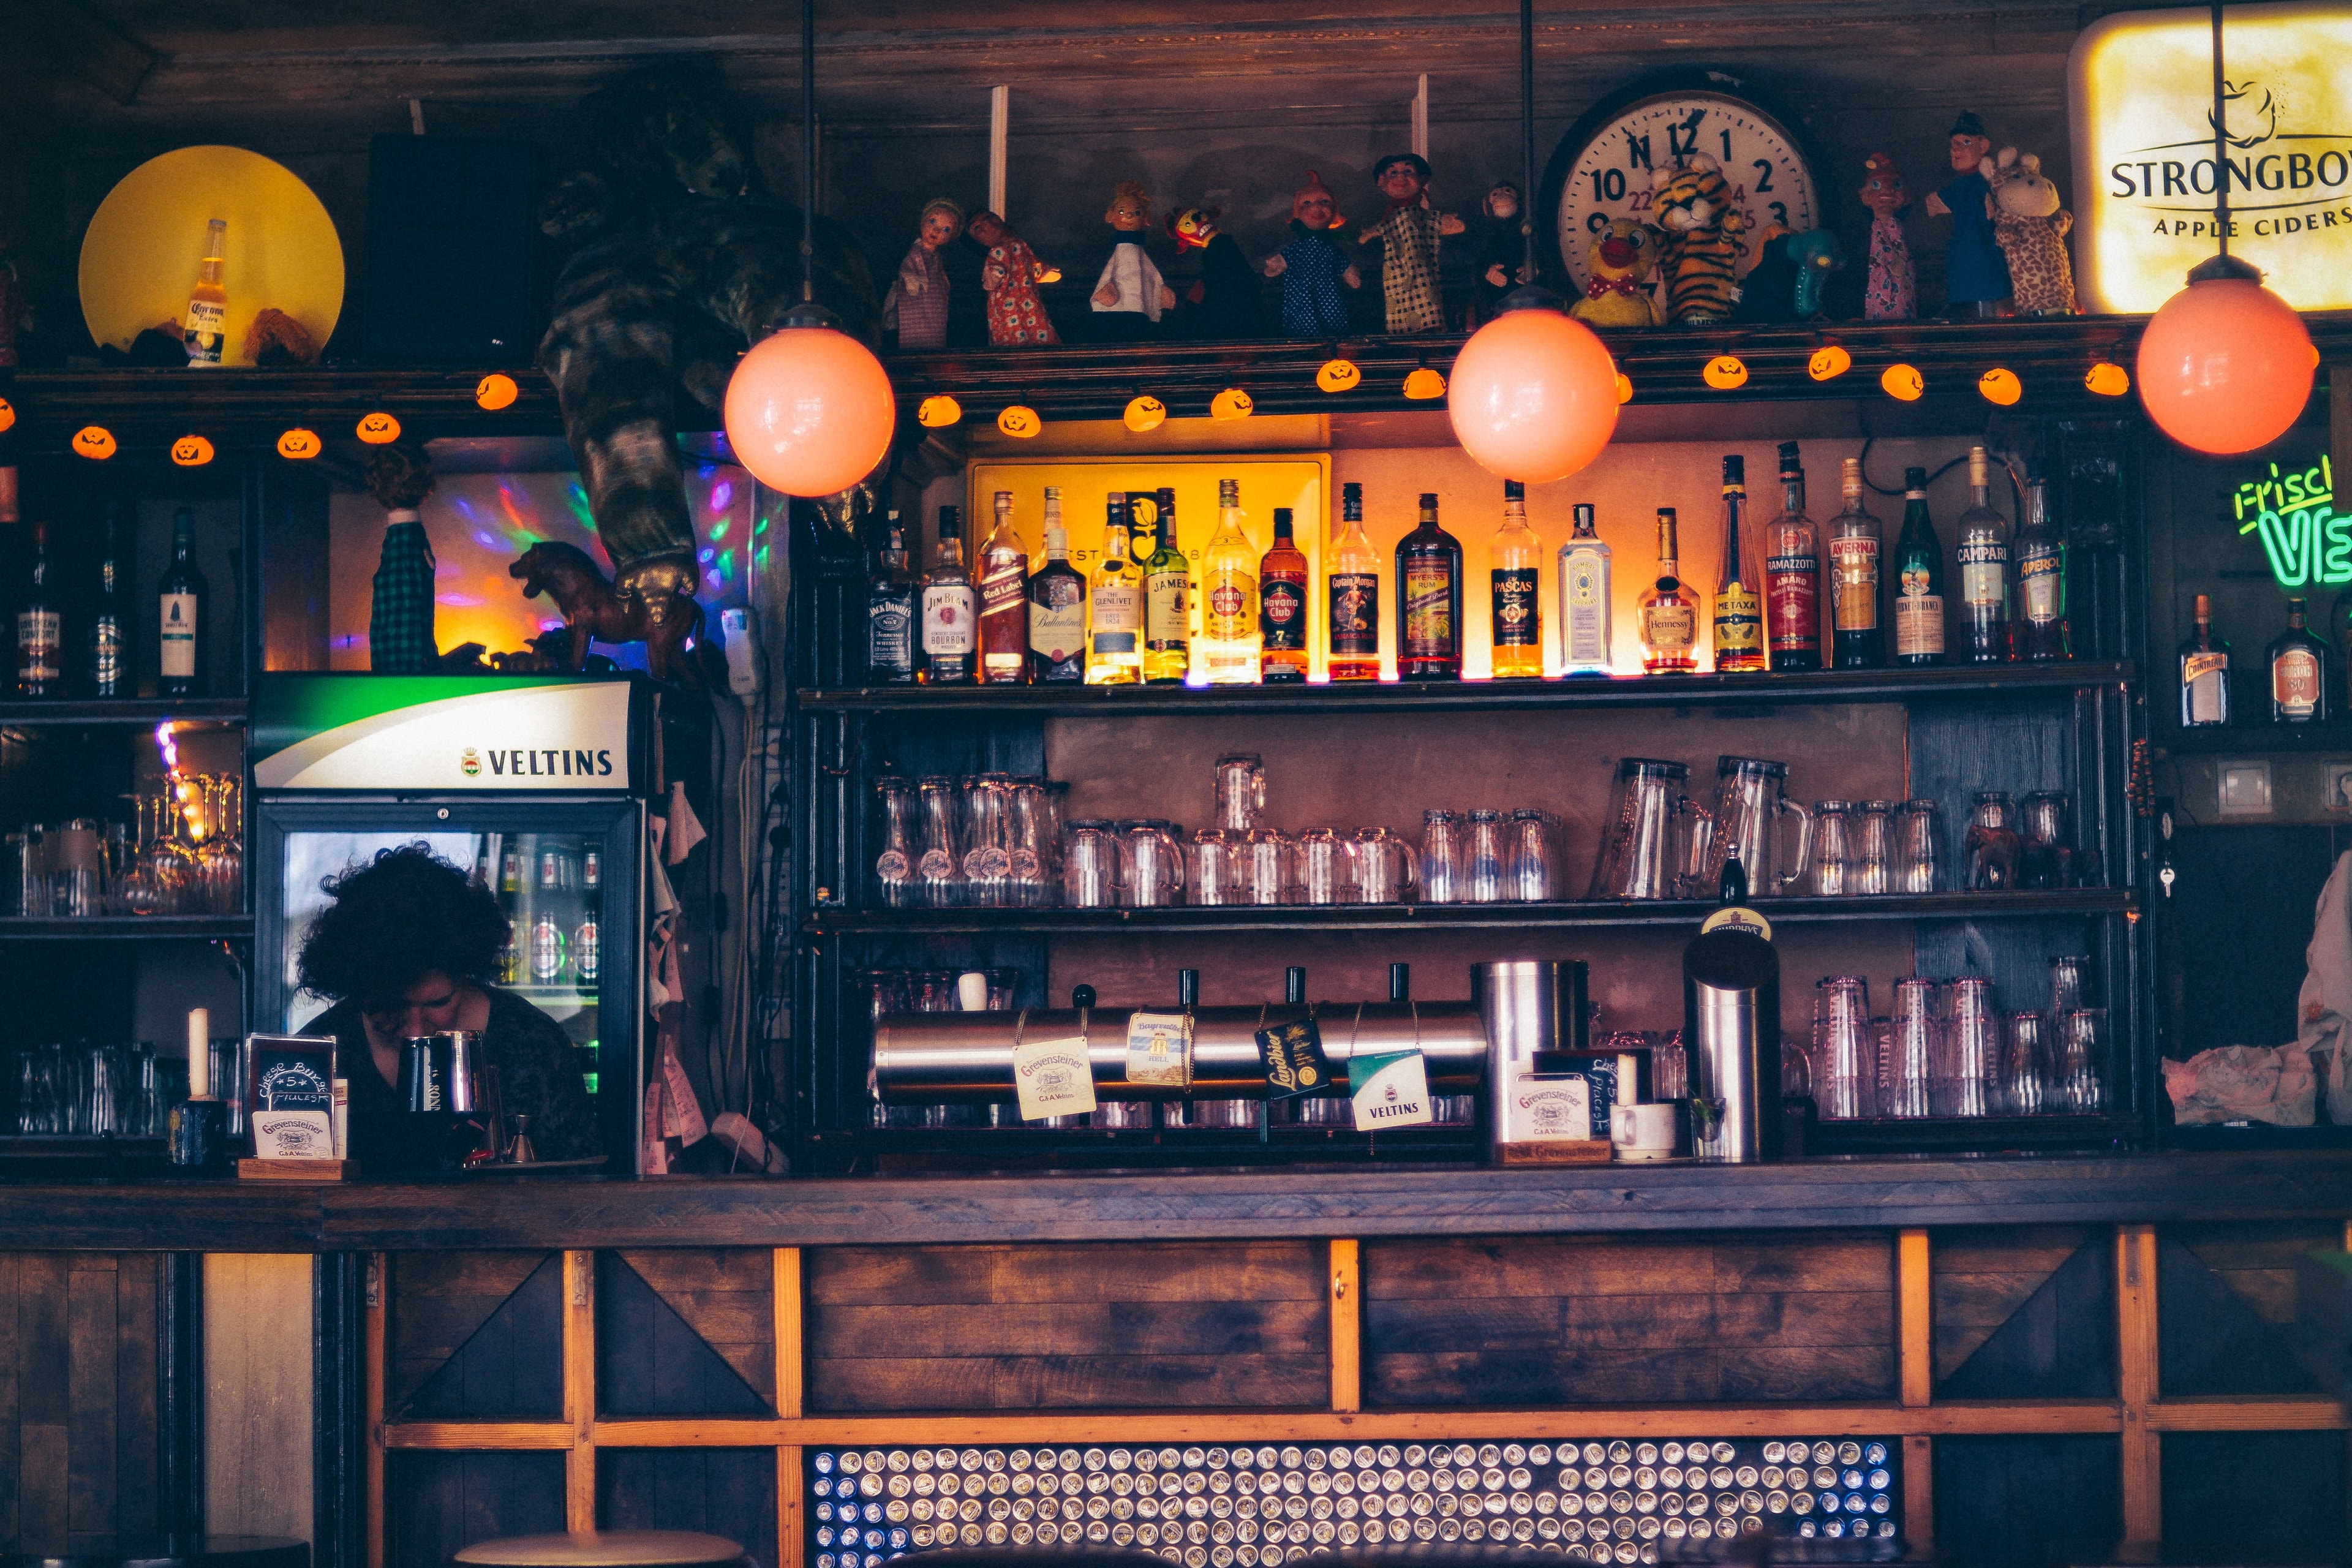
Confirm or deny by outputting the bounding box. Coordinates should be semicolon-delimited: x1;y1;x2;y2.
1357;153;1464;334
1859;152;1917;322
1167;207;1264;339
1262;170;1360;337
882;197;963;350
968;210;1061;345
1090;181;1175;341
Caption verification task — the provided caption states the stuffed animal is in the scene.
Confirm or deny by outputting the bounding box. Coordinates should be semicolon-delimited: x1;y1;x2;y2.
1652;157;1749;325
1166;207;1264;339
511;540;716;684
1984;148;2076;317
883;198;962;350
1471;183;1527;325
967;211;1060;345
1788;230;1846;318
1924;111;2011;315
1569;218;1663;328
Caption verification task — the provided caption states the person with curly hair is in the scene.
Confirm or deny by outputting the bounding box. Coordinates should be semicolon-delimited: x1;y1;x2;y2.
297;845;601;1172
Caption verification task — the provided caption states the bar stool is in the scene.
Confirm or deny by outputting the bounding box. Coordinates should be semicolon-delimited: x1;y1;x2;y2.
454;1534;751;1568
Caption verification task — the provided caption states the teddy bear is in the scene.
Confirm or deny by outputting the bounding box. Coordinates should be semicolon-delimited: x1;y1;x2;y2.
1983;147;2076;317
1570;217;1664;328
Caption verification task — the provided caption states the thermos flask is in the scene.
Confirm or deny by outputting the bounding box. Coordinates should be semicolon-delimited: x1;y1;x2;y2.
1682;856;1781;1161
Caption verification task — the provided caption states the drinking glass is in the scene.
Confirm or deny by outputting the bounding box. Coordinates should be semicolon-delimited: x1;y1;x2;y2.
1298;828;1353;906
1810;803;1853;897
2057;1008;2107;1113
1852;801;1894;897
1966;791;2022;890
1896;799;1944;894
1461;810;1506;903
1507;810;1555;902
1062;821;1120;909
1937;977;2000;1117
1122;821;1186;908
83;1044;119;1136
1188;828;1246;907
984;968;1021;1011
8;831;47;917
2002;1012;2049;1114
1213;754;1266;833
1420;810;1463;905
1882;979;1937;1119
1814;976;1875;1120
960;773;1016;908
2049;955;2092;1020
53;819;105;918
915;776;967;907
1007;779;1054;908
1352;827;1416;905
2019;791;2073;889
873;776;918;907
1242;827;1295;906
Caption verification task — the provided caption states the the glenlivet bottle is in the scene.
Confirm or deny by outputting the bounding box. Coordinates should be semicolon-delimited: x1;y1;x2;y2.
157;507;207;697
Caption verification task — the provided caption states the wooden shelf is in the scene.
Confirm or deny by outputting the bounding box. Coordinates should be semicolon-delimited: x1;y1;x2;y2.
0;915;252;941
808;890;2132;936
802;660;2133;717
0;698;247;728
2157;720;2352;755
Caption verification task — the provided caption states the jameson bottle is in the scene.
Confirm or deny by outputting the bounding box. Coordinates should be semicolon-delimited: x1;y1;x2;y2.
1762;441;1821;672
1637;508;1698;675
1829;457;1885;668
15;519;59;698
2013;478;2069;662
1558;502;1612;677
1027;489;1087;683
1711;456;1765;674
88;503;127;698
918;505;976;684
1086;494;1142;685
864;509;918;683
1489;480;1543;679
1955;447;2011;663
157;507;207;697
1258;507;1310;683
1396;491;1463;680
977;489;1030;684
1893;467;1946;667
1328;482;1381;681
1141;488;1193;684
2268;597;2328;724
1197;478;1261;685
2179;593;2230;726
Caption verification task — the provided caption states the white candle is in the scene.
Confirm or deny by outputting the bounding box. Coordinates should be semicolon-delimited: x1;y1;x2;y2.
187;1008;210;1098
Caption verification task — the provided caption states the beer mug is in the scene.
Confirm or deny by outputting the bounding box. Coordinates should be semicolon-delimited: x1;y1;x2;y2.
1243;828;1295;906
1122;821;1185;907
1188;828;1248;907
1213;754;1267;833
1420;811;1463;904
1062;821;1118;908
1589;758;1708;901
1352;828;1416;905
1298;827;1355;906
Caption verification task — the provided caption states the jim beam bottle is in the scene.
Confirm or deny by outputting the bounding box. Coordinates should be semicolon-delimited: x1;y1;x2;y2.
918;505;976;684
1488;480;1543;679
977;489;1030;684
1396;492;1463;680
1710;456;1765;674
1637;508;1698;676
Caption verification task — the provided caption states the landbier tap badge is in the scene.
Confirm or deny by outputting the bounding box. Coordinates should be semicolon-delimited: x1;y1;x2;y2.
1254;1014;1335;1101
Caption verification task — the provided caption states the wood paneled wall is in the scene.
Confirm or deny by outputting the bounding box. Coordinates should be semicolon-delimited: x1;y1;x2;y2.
0;1253;161;1554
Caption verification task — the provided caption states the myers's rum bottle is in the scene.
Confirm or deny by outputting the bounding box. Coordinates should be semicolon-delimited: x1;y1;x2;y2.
1488;480;1544;679
977;489;1030;684
1710;456;1765;674
1396;491;1463;680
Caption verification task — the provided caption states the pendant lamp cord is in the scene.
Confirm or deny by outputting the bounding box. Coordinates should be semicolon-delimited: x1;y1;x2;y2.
1519;0;1538;284
801;0;818;303
2211;0;2230;259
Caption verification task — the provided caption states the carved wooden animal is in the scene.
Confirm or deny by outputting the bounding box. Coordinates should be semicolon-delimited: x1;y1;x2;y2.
510;541;709;683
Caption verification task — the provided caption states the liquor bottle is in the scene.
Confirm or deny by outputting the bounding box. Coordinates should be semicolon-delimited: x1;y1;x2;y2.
1558;501;1612;677
157;508;207;697
1142;488;1193;684
15;519;60;698
1396;491;1463;680
1489;480;1544;679
183;218;228;366
1711;456;1765;674
1328;481;1381;681
1762;442;1821;673
1954;446;2011;663
1828;458;1884;668
1027;489;1087;683
864;509;917;683
2268;597;2328;724
1637;508;1698;675
2179;593;2230;727
1258;506;1310;683
88;503;126;697
918;505;976;684
977;489;1030;684
1086;494;1142;685
1197;478;1261;685
1893;467;1946;667
2013;478;2068;662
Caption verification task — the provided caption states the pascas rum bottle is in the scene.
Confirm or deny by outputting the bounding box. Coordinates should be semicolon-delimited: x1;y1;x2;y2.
1488;480;1544;679
1141;488;1193;684
1086;494;1142;685
1327;481;1381;681
1711;456;1765;674
1396;491;1463;680
1258;507;1310;683
1197;478;1261;684
1027;489;1087;683
977;489;1030;684
1762;441;1821;672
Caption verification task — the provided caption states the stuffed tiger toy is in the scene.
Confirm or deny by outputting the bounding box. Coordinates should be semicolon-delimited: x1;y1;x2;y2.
1653;156;1749;325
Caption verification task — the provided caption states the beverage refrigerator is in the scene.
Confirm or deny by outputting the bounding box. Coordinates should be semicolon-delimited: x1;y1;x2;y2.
251;672;712;1170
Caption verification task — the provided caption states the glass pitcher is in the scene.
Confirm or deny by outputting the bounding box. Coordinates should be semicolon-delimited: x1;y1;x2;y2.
1213;754;1267;834
1704;756;1812;895
873;776;918;907
1589;758;1707;900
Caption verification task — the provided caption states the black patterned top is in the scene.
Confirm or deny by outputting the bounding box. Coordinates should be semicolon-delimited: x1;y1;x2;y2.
310;987;604;1174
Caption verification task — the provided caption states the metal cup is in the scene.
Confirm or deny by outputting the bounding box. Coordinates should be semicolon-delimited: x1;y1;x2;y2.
399;1036;448;1112
435;1031;484;1114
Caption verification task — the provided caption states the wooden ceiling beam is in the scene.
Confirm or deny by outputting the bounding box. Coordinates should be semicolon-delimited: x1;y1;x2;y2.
18;1;159;107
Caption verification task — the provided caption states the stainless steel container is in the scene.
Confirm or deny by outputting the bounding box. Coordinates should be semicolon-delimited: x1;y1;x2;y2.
1473;960;1588;1156
872;1001;1488;1104
1682;925;1780;1161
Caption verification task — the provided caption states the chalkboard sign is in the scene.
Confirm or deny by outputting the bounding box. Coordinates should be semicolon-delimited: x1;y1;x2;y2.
244;1034;337;1159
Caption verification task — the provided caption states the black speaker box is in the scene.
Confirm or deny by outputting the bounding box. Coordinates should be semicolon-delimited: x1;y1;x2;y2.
364;135;540;361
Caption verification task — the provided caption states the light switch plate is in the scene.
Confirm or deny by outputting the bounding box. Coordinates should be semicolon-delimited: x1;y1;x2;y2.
2218;760;2275;816
2328;762;2352;812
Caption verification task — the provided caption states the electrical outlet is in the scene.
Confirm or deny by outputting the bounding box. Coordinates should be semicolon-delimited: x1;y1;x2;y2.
2218;760;2275;817
2328;762;2352;812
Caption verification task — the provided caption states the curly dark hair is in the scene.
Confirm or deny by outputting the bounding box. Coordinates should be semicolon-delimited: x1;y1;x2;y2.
296;846;510;1008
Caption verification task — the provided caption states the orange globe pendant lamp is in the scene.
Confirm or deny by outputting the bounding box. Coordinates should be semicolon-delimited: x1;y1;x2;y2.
1446;0;1618;484
2136;2;2315;456
721;0;897;496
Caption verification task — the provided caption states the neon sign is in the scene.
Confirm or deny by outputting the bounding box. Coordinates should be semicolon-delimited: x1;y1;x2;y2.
2236;454;2340;587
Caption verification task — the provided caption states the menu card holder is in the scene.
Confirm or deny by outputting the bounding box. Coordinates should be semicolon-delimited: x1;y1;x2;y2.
238;1035;356;1181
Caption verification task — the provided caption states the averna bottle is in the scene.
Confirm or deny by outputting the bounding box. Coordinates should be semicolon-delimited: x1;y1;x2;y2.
1027;491;1087;684
1488;480;1544;680
1828;457;1884;668
1258;507;1310;684
2178;592;2230;727
157;507;208;697
2268;597;2328;725
89;502;127;698
15;519;60;698
1327;482;1381;682
1197;478;1261;685
1763;441;1820;673
1141;489;1193;685
1955;446;2011;663
1711;455;1765;674
1558;501;1612;677
918;505;976;685
1637;508;1698;676
1893;467;1945;668
977;489;1030;684
1086;494;1142;685
864;510;918;683
1396;491;1463;680
2013;478;2069;662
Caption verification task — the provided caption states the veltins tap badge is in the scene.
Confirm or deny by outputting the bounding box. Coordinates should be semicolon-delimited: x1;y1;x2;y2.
1348;1049;1434;1129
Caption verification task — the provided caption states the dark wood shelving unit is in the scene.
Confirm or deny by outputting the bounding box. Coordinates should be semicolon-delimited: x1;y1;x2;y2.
2157;720;2352;755
0;698;248;728
0;916;254;941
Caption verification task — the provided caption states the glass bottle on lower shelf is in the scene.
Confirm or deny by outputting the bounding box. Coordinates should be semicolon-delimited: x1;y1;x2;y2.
2267;596;2329;724
2179;592;2230;726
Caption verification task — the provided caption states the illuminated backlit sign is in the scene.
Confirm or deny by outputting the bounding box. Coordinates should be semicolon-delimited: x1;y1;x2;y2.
2235;453;2339;587
2071;2;2352;312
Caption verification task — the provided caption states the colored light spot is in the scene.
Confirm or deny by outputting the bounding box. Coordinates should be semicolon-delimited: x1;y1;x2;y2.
709;520;729;542
436;593;487;608
698;548;715;563
709;481;734;511
474;530;501;549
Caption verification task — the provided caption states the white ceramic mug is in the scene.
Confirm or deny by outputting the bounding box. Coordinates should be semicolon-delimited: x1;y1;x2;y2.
1610;1101;1679;1161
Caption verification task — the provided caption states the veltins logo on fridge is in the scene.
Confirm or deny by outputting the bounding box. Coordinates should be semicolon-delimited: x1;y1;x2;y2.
461;748;482;777
461;746;616;780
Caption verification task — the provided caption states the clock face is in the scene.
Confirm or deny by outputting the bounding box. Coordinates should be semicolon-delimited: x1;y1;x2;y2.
1555;91;1819;296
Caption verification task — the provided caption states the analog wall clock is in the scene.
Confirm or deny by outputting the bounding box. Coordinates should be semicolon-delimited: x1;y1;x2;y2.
1540;71;1825;300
